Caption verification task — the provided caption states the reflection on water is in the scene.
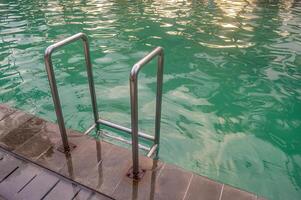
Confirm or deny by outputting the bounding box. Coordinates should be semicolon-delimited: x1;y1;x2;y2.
0;0;301;199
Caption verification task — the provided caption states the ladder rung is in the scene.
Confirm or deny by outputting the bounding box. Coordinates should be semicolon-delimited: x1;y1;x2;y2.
97;118;155;141
101;131;150;152
147;144;158;158
84;123;96;135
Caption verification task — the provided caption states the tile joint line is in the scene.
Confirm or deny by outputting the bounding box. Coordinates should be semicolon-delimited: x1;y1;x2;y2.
182;173;193;200
218;184;224;200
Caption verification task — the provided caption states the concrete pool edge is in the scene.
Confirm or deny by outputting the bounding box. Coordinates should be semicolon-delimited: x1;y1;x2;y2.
0;104;266;200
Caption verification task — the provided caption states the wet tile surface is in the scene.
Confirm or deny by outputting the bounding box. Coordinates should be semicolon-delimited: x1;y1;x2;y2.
36;130;111;176
0;117;45;151
0;104;15;121
14;132;54;161
185;175;223;200
153;164;193;200
59;139;106;177
0;110;33;138
37;146;69;172
112;157;164;200
14;122;87;162
0;104;262;200
58;138;133;196
221;185;257;200
92;142;132;195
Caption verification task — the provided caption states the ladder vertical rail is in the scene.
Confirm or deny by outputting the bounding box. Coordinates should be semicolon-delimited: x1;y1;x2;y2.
130;73;139;177
82;36;99;125
129;47;164;178
44;33;99;152
45;48;70;152
155;50;164;147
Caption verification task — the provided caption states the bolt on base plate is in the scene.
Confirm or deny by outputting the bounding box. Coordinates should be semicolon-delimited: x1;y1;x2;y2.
57;143;76;153
127;167;146;180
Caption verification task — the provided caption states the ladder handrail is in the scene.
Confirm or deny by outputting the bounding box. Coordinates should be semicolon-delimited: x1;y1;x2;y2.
129;47;164;178
44;33;99;152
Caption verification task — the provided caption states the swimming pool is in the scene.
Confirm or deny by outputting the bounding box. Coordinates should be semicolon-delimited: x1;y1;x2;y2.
0;0;300;199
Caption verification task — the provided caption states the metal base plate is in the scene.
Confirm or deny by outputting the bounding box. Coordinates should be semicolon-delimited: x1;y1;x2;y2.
57;143;76;153
127;167;146;180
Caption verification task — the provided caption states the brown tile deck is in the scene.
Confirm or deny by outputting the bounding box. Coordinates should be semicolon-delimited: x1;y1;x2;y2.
0;148;110;200
0;104;267;200
185;173;223;200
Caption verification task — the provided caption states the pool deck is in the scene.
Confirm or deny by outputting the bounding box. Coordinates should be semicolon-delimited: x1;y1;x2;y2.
0;148;110;200
0;104;265;200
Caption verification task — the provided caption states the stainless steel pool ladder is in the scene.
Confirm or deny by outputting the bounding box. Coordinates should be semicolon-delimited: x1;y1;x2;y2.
44;33;164;179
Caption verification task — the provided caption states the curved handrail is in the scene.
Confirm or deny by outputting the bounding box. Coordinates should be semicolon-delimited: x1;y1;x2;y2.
44;33;99;152
129;47;164;178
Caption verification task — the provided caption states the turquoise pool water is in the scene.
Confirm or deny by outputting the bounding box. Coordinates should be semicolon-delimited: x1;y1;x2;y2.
1;0;301;199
